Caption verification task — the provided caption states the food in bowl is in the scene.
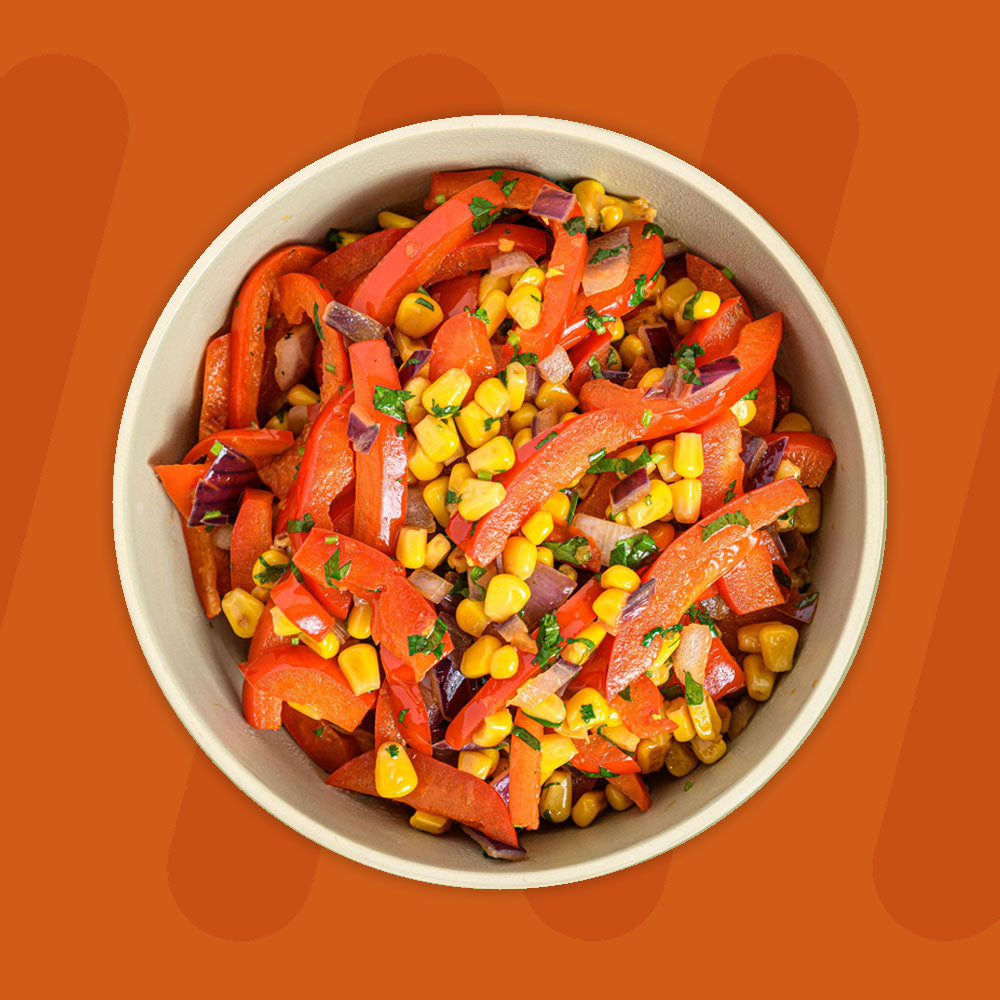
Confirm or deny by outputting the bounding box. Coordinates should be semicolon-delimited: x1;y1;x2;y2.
154;168;835;859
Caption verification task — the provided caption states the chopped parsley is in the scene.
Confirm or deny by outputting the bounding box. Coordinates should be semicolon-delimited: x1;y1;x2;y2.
641;409;652;428
742;388;759;401
325;228;343;247
598;766;618;778
773;564;792;588
588;244;625;266
584;305;615;333
372;385;413;422
512;725;541;752
563;216;587;235
701;510;750;541
536;431;558;450
619;685;632;702
541;536;591;566
287;512;315;534
682;291;704;321
201;510;222;521
415;296;436;311
533;612;564;668
313;727;325;738
429;401;460;418
469;565;487;599
587;355;604;378
253;556;287;586
587;445;655;476
312;302;324;340
628;273;649;308
795;592;819;608
563;488;580;523
588;448;606;466
434;193;446;205
398;708;409;724
386;744;400;759
579;703;596;724
467;305;489;324
641;624;681;648
210;440;224;456
468;196;501;232
642;222;664;239
445;489;459;505
608;532;658;568
684;672;704;706
683;780;693;791
721;266;735;280
323;545;351;584
673;341;705;385
724;480;737;503
324;362;338;375
510;351;538;367
501;178;518;197
407;617;448;658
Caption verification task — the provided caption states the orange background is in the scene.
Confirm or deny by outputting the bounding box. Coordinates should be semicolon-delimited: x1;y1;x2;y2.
2;1;997;994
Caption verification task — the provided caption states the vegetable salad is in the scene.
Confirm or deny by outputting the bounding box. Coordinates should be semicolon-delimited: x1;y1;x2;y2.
155;168;835;859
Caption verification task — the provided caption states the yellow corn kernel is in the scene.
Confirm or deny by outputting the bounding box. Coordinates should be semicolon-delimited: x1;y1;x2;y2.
455;598;488;637
402;376;431;424
539;735;576;782
300;631;341;659
797;488;822;534
672;296;696;336
558;563;578;582
286;700;323;720
327;230;362;247
337;644;381;695
502;536;538;581
251;585;271;603
602;725;640;753
637;366;666;389
395;290;443;338
479;272;510;300
468;436;516;476
652;274;667;298
455;400;500;448
730;398;757;427
395;526;427;569
542;491;571;522
423;368;471;416
687;289;721;320
471;709;513;748
457;478;506;522
347;600;373;640
528;693;567;727
774;458;802;481
375;741;418;798
447;547;469;573
674;432;704;479
535;546;555;567
592;587;630;630
572;789;608;828
599;203;624;231
535;381;577;413
692;735;727;765
458;748;500;780
509;403;538;433
490;644;519;679
483;573;531;622
776;412;813;433
479;287;509;336
221;588;265;639
265;409;287;430
563;623;608;665
522;510;554;545
619;333;647;368
507;282;543;329
688;694;722;741
512;427;532;450
650;440;680;483
252;548;290;590
461;635;501;679
287;383;319;406
413;415;459;464
606;316;626;343
512;265;546;289
665;740;698;778
409;810;452;834
378;210;417;229
474;378;510;419
737;621;784;653
600;565;641;593
604;781;634;811
539;770;572;823
660;277;697;318
759;624;799;672
503;361;528;411
669;478;702;524
422;477;450;527
565;688;611;731
424;533;451;571
744;653;776;701
395;331;428;369
406;440;443;482
447;461;473;500
636;731;674;774
665;700;696;741
572;178;605;228
270;605;302;637
626;478;674;528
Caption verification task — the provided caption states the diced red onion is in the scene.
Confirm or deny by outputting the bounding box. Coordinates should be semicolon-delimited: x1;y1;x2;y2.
740;434;768;488
637;324;673;366
467;564;495;602
489;614;536;654
529;186;577;223
642;365;690;401
431;653;473;721
405;487;436;532
520;563;576;630
609;468;650;514
777;528;809;570
673;624;712;686
490;249;536;277
323;300;387;342
491;772;511;806
347;405;380;454
571;513;642;566
582;227;631;296
523;365;541;402
509;658;581;710
748;436;788;490
620;579;656;624
662;239;687;260
531;405;561;439
188;445;258;527
536;345;573;386
439;610;473;664
696;355;742;389
461;825;526;861
274;323;316;390
287;404;309;437
600;368;629;383
398;348;432;380
408;569;452;604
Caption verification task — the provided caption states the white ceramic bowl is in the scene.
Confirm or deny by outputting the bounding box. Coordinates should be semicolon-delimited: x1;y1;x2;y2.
114;115;885;888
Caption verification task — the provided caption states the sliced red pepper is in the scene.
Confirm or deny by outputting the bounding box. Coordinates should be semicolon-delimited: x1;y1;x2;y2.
428;222;548;285
424;169;565;213
328;487;355;535
327;750;519;848
308;229;406;294
270;574;337;638
380;648;434;756
693;410;744;515
560;222;666;350
229;487;273;591
349;179;507;326
240;646;374;731
686;253;747;311
445;652;537;751
773;374;793;427
182;520;222;618
718;535;784;615
258;433;305;500
183;429;293;466
199;333;230;440
509;710;543;831
282;703;361;773
678;296;751;364
607;773;651;810
568;330;612;398
249;596;292;660
767;431;836;487
571;736;640;775
154;464;205;518
429;272;480;320
606;476;807;696
704;638;745;699
427;312;497;396
228;245;325;429
746;369;776;436
348;340;407;554
276;272;349;405
611;675;674;738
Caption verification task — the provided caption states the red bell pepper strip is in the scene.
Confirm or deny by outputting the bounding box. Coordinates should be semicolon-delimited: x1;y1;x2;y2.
349;179;507;326
199;333;230;440
773;373;793;426
257;434;305;500
746;369;776;436
559;222;666;350
427;312;497;395
611;675;674;738
509;710;543;831
429;272;480;320
678;296;751;364
380;648;434;756
605;476;807;696
328;487;355;535
607;773;651;810
307;229;406;295
704;638;745;699
423;169;567;213
327;750;519;848
686;253;747;311
229;487;273;591
294;528;452;679
568;330;612;398
228;245;325;429
275;389;355;545
276;272;349;405
154;464;205;518
183;429;293;466
348;340;407;554
767;431;836;487
374;681;403;747
249;597;291;660
718;535;784;615
240;646;374;731
428;222;548;284
181;520;222;618
270;574;337;638
693;410;744;516
571;736;640;775
282;703;362;773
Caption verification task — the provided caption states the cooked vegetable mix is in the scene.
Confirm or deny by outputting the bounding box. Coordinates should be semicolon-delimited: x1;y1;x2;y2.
156;169;835;859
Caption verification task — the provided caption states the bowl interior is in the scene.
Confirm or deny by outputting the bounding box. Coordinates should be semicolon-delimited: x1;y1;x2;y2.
114;116;884;888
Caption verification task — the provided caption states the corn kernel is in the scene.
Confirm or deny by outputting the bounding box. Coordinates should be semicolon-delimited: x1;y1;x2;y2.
479;272;510;300
665;699;695;741
636;731;673;774
413;415;459;464
797;488;822;534
300;631;340;659
535;546;555;567
265;409;287;430
270;605;302;637
403;375;430;424
468;436;516;476
759;624;799;672
375;741;418;798
409;810;452;834
512;427;532;450
600;565;641;593
507;282;543;329
458;748;500;780
447;547;469;573
461;635;501;678
423;368;470;415
674;432;704;479
602;725;640;753
509;403;538;432
474;377;510;419
471;709;513;747
396;526;427;569
287;383;319;406
535;381;577;413
592;587;630;630
395;290;443;338
504;362;528;411
527;693;567;727
252;548;290;590
395;332;428;369
512;265;546;289
479;287;508;336
638;366;666;389
378;210;416;229
502;536;538;580
599;204;624;231
687;289;721;320
539;734;576;782
455;401;500;448
286;701;323;720
422;477;449;527
424;533;451;571
457;478;506;521
338;644;381;695
483;573;531;622
558;563;578;582
688;694;722;741
665;740;698;777
327;230;362;247
627;478;674;528
731;398;757;427
605;782;634;811
406;439;443;482
606;316;626;343
572;178;605;229
522;510;554;545
542;491;571;522
774;458;802;481
776;412;813;433
563;623;607;665
737;621;784;653
572;789;607;828
669;478;702;524
347;600;373;639
660;277;697;317
539;770;572;823
222;588;265;639
744;653;776;701
692;735;727;765
455;598;488;637
565;688;611;731
490;644;520;679
620;333;647;367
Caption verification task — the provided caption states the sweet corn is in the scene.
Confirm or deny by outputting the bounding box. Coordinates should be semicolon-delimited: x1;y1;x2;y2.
542;491;571;522
461;635;501;679
674;432;704;479
347;600;373;640
512;265;546;289
287;383;319;406
409;810;452;834
253;548;290;589
737;621;784;653
563;623;608;665
535;381;577;413
730;398;757;427
797;488;822;534
539;770;572;823
522;510;554;545
395;331;428;369
527;694;567;727
600;565;641;593
502;536;538;580
620;334;647;368
638;366;667;389
660;277;697;317
686;289;721;320
744;653;776;701
490;644;520;679
378;210;416;229
538;735;576;782
422;477;450;526
592;587;630;630
375;741;418;798
479;287;508;336
479;272;510;300
558;563;578;582
665;699;696;741
286;701;324;720
396;526;427;569
688;693;722;741
605;782;634;811
458;748;500;780
457;478;506;521
572;178;605;229
669;478;702;524
483;573;531;622
423;369;470;416
265;409;287;430
395;291;443;338
599;203;624;231
509;403;538;432
447;547;469;573
507;282;543;329
774;458;802;481
759;624;799;672
650;440;680;483
652;273;667;298
512;427;532;450
251;585;271;603
455;401;501;448
535;546;555;567
406;440;443;481
606;317;626;343
222;588;265;639
692;735;727;765
338;644;381;695
327;230;362;247
776;412;813;433
503;361;528;411
673;296;697;336
403;377;431;425
602;725;640;753
565;688;611;731
270;605;301;637
424;533;451;571
627;478;674;528
471;709;513;747
665;740;698;777
455;598;488;637
447;461;473;499
414;415;459;464
468;436;516;476
636;731;674;773
474;377;510;419
300;631;340;659
572;789;607;828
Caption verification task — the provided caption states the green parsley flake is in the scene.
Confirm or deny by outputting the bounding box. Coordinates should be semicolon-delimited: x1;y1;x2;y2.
682;291;704;322
563;216;586;235
323;546;351;584
536;431;558;450
387;744;400;759
372;385;413;422
587;355;604;379
533;612;564;668
407;618;448;658
287;512;315;534
628;273;649;308
415;296;436;311
673;341;705;385
684;672;704;706
468;196;500;233
724;481;737;503
312;302;324;340
609;533;657;568
512;725;541;752
701;510;750;541
642;222;664;239
588;245;625;266
541;536;591;566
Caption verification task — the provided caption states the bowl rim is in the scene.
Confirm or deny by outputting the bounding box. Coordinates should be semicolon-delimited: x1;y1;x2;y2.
113;113;886;889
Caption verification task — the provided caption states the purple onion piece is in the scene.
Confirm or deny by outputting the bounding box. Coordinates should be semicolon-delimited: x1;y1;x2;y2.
405;487;436;531
417;672;448;744
582;226;631;296
439;611;473;667
491;772;511;806
529;186;577;223
432;650;473;720
740;434;768;488
696;355;742;389
347;405;380;454
408;569;452;604
490;248;536;277
638;324;674;366
462;825;527;861
620;579;656;623
748;436;788;490
642;365;690;401
187;444;258;527
489;614;533;648
599;368;629;383
662;238;687;260
523;365;541;402
531;404;561;439
323;299;387;342
609;467;651;514
398;348;432;380
784;593;819;624
521;563;577;631
536;345;573;386
467;564;496;602
570;772;598;798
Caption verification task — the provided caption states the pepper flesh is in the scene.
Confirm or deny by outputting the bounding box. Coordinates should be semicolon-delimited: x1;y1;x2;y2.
230;487;274;592
308;229;406;295
428;222;548;284
427;312;496;394
199;333;230;440
183;429;293;466
508;710;543;831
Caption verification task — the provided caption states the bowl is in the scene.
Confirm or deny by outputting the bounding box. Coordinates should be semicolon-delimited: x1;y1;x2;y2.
113;115;885;888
